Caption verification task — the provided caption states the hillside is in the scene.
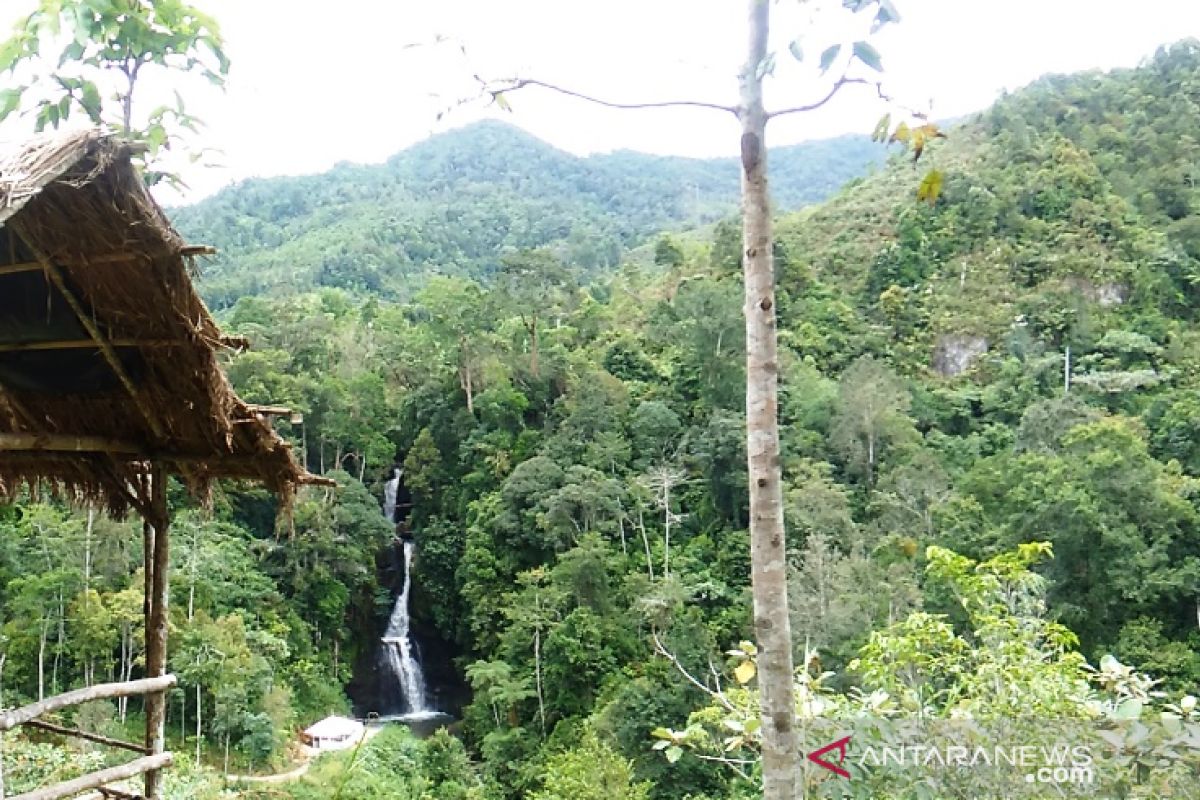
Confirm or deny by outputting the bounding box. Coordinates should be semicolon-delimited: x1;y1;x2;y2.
172;121;885;307
5;36;1200;800
774;40;1200;377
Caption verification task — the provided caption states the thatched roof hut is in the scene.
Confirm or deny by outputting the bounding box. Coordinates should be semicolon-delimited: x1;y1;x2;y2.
0;129;331;799
0;129;327;514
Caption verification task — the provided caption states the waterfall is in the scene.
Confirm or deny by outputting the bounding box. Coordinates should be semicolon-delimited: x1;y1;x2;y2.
379;466;429;715
381;540;428;715
383;467;399;523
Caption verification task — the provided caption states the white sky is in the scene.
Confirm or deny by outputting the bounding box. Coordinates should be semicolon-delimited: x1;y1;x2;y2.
2;0;1198;202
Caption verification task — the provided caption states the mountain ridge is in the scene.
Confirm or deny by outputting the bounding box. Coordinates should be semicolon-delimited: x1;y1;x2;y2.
173;120;886;308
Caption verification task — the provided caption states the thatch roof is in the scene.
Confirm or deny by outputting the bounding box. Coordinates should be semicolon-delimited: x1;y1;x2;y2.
0;129;328;516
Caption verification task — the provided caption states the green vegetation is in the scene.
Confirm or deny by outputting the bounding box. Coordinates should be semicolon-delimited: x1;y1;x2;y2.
1;25;1200;800
171;121;886;308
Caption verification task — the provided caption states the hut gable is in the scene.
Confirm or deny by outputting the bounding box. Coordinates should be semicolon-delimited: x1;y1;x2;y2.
0;129;326;514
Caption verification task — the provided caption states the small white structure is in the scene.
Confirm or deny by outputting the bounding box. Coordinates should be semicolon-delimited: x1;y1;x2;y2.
302;715;365;751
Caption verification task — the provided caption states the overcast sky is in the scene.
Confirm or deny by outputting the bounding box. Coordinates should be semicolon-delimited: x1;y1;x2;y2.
4;0;1197;201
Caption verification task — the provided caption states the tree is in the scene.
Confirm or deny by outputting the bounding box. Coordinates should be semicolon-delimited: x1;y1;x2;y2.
474;6;910;795
0;0;230;186
496;249;574;379
417;276;493;415
830;355;915;484
531;730;651;800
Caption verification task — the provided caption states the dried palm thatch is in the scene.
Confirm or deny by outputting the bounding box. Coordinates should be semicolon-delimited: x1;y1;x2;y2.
0;129;330;517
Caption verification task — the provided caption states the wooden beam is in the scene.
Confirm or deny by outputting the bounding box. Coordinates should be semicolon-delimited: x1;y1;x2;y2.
0;339;183;353
0;433;144;455
59;245;216;266
0;675;177;732
300;474;339;487
0;261;41;276
8;752;172;800
97;788;145;800
24;718;152;755
246;404;291;416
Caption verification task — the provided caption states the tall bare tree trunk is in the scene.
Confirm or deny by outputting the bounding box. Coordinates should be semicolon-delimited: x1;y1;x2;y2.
528;315;540;378
534;626;546;736
195;683;202;768
740;2;798;798
36;622;47;702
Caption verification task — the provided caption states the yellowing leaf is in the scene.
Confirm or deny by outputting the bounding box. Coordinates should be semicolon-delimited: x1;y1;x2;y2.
734;660;757;685
916;169;943;205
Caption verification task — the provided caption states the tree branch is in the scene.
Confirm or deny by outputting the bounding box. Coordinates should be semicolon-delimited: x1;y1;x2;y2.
488;77;737;116
766;76;873;119
653;632;736;712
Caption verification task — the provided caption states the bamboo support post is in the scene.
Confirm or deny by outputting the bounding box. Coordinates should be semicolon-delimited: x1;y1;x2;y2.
142;465;170;800
7;753;172;800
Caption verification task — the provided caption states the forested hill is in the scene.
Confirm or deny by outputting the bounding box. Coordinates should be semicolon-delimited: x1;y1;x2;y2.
172;121;885;307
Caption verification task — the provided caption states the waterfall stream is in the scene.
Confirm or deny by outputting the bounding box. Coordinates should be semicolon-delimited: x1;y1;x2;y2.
381;539;429;715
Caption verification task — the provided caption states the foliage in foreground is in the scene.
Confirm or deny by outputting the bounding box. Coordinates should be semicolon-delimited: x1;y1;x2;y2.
656;543;1200;798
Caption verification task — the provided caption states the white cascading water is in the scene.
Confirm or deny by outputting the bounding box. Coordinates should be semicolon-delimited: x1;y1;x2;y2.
380;468;429;716
381;539;428;714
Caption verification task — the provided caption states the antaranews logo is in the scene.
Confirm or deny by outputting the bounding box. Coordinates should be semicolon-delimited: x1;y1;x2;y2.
803;733;1095;789
806;735;852;779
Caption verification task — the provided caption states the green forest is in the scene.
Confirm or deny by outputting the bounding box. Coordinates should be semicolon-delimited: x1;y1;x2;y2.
1;1;1200;798
171;122;885;308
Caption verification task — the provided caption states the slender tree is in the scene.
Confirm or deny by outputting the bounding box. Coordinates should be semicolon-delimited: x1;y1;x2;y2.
476;4;909;796
0;0;230;187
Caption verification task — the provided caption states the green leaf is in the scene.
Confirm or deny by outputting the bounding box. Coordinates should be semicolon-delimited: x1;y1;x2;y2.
734;660;757;685
788;39;803;62
874;0;901;30
755;51;776;81
0;38;20;73
493;91;511;112
1115;698;1144;720
665;746;683;764
818;44;841;74
871;112;891;142
0;87;22;121
853;41;883;72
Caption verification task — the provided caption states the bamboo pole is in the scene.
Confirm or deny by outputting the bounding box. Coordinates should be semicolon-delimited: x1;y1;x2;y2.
0;434;144;455
0;340;183;353
0;676;176;732
96;788;144;800
142;466;170;800
0;262;41;276
8;753;171;800
23;719;151;755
